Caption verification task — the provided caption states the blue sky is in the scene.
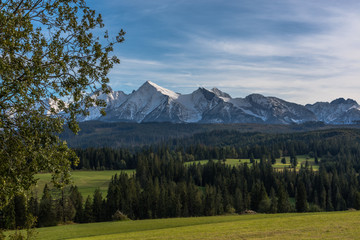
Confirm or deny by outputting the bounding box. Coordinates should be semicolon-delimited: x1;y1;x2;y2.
89;0;360;104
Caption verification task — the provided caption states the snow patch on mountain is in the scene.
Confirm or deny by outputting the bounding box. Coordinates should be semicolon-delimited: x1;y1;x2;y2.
306;98;360;124
75;81;360;124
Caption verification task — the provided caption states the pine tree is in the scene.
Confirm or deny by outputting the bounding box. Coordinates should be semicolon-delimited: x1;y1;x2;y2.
277;185;290;213
38;184;56;227
69;186;83;223
14;194;27;228
250;181;268;212
234;188;244;213
0;198;15;229
83;196;94;223
92;189;103;222
28;195;39;222
296;182;308;212
269;188;278;213
352;191;360;210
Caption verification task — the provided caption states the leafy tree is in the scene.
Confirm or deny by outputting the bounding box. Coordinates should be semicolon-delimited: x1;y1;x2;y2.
0;0;125;209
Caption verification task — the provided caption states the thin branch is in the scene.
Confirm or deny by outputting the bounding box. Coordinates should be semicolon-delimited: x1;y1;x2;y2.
24;0;43;17
13;0;25;14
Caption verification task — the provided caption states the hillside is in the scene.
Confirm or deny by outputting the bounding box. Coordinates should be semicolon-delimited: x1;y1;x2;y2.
62;121;360;148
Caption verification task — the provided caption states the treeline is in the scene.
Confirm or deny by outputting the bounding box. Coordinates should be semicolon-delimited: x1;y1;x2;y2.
0;185;84;229
73;148;136;170
3;129;360;228
3;149;360;228
73;129;360;170
62;121;341;148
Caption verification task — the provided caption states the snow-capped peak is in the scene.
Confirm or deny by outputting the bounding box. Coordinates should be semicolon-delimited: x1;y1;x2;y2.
211;88;231;99
142;81;179;99
74;81;360;125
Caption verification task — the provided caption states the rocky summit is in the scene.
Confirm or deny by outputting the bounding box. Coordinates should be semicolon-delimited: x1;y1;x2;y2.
70;81;360;124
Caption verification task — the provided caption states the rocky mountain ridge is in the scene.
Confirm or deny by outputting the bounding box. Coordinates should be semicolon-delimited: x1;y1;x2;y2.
73;81;360;124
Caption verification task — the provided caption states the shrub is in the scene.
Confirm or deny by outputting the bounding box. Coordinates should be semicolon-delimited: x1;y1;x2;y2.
112;210;129;221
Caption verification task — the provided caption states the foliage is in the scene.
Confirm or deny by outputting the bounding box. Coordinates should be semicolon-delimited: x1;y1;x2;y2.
0;0;124;210
6;214;37;240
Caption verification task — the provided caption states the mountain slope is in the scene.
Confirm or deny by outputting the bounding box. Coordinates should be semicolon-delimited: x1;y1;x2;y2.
102;81;179;122
305;98;360;124
74;81;360;124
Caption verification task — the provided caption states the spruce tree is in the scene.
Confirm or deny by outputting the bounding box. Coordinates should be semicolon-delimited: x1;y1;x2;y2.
14;194;27;228
92;189;103;222
83;196;94;223
69;186;83;223
296;182;308;212
38;184;56;227
269;188;278;213
277;185;290;213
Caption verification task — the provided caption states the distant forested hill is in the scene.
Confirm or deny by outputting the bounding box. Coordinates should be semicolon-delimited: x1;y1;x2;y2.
61;121;360;148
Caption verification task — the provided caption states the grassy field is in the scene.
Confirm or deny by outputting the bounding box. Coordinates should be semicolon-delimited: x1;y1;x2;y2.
8;210;360;239
33;155;317;198
33;170;135;198
185;155;319;171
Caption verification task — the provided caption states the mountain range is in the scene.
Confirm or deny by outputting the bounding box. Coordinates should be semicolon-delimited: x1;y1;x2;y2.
75;81;360;124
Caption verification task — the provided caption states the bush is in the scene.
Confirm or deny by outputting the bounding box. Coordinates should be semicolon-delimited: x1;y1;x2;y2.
225;204;236;214
308;204;322;212
112;210;129;221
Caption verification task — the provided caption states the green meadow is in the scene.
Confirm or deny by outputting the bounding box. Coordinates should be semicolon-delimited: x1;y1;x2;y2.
33;170;135;198
8;210;360;240
185;155;319;171
33;155;317;198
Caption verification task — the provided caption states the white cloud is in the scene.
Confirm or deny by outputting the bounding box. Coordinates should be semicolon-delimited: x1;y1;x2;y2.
106;0;360;104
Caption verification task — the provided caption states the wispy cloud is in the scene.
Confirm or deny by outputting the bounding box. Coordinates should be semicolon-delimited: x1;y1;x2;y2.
96;0;360;104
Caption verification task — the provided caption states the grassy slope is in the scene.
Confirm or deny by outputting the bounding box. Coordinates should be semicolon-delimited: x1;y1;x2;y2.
12;211;360;240
33;170;135;198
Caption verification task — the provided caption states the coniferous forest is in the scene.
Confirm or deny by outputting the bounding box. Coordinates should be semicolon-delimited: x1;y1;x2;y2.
2;128;360;229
